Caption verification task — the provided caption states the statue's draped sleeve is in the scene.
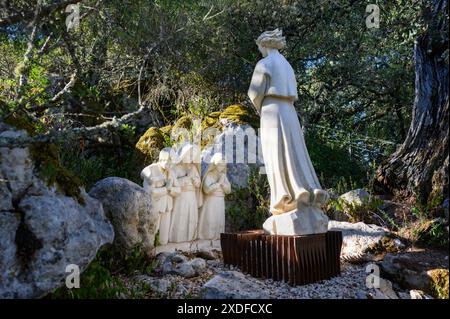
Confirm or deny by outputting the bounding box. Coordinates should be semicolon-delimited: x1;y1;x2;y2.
248;61;269;114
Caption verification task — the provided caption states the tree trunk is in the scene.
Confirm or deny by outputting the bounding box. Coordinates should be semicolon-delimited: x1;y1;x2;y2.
375;0;449;204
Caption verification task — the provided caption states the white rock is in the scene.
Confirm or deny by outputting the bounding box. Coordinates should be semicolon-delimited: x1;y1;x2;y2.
410;290;434;299
201;123;263;190
328;220;388;258
202;271;271;299
378;278;398;299
0;126;114;298
397;292;411;299
190;258;207;273
89;177;159;255
156;253;207;278
339;189;370;206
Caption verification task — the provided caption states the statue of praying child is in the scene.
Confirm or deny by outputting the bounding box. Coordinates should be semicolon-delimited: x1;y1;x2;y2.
169;143;202;243
141;147;180;246
198;153;231;240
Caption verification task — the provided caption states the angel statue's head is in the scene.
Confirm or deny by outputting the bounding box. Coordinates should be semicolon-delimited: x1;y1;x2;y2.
255;28;286;57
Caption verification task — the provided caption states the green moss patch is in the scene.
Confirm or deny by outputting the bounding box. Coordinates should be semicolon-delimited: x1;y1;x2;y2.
30;142;84;205
428;268;449;299
173;115;193;130
135;127;166;163
219;104;259;128
367;235;402;255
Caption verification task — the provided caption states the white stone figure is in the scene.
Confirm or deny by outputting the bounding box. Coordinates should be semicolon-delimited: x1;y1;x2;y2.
141;147;180;245
169;143;202;243
247;29;329;235
198;153;232;240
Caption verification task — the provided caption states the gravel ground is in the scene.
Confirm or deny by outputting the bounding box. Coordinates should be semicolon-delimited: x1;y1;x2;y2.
129;255;403;299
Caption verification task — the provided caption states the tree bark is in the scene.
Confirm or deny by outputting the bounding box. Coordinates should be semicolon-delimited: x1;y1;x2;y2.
374;0;449;204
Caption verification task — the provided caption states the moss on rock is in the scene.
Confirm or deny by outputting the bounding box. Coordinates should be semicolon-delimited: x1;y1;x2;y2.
368;235;402;255
160;125;173;136
201;111;222;130
428;268;449;299
135;127;166;163
3;112;37;136
173;115;193;130
219;104;259;128
30;142;84;204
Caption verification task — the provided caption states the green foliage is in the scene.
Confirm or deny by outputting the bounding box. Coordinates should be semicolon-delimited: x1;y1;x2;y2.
30;142;84;204
428;269;449;299
118;244;155;276
334;176;359;196
327;195;384;224
396;195;449;248
60;135;143;190
409;218;449;248
306;129;368;189
50;257;128;299
225;168;270;231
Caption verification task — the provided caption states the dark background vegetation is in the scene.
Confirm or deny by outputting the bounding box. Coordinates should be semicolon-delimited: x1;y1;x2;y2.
1;0;424;190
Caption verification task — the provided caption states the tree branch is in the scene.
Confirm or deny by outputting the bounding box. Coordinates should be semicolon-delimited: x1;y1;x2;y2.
0;104;158;148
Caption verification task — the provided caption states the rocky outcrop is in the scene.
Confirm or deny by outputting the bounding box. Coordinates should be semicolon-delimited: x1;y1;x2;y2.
0;124;114;299
154;252;207;278
88;177;159;255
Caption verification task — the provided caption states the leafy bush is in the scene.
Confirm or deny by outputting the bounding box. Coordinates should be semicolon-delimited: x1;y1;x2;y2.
326;195;384;224
225;168;270;232
397;195;449;248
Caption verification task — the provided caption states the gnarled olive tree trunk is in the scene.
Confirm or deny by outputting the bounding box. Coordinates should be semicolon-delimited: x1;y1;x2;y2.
375;0;449;204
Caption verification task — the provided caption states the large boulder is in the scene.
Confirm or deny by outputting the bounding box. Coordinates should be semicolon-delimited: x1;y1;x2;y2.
0;124;114;299
328;221;393;259
88;177;158;255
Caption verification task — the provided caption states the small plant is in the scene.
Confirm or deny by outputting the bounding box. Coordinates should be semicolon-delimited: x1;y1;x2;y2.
335;176;358;196
329;195;384;224
50;256;128;299
403;195;449;248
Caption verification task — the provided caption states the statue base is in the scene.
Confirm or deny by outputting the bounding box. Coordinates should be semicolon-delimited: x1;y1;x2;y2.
263;205;329;236
220;230;342;286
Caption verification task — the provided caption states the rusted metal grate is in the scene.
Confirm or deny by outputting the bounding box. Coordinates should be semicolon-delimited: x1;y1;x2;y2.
220;230;342;286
